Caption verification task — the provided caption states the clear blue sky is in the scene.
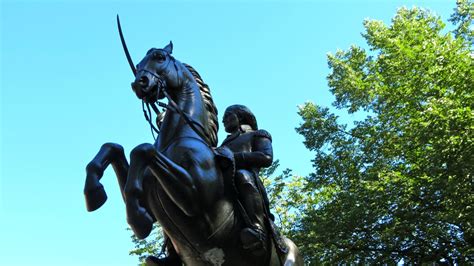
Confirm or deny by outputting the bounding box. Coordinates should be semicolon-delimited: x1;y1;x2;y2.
1;1;454;265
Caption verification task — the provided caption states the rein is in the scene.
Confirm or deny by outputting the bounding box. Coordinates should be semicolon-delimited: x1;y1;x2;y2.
161;89;212;148
142;101;159;139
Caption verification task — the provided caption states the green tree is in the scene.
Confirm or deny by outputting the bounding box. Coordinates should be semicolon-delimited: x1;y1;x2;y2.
292;2;473;264
449;0;474;45
129;224;163;265
262;161;305;236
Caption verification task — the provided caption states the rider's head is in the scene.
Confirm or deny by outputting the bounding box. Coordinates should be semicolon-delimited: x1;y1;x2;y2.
223;105;258;133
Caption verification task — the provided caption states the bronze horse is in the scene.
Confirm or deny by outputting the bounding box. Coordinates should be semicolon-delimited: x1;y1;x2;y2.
84;18;302;266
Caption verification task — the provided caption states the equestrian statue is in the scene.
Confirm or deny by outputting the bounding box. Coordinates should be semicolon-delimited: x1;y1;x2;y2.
83;16;303;266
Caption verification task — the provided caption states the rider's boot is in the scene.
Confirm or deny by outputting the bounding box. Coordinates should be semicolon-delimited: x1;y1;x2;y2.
238;184;268;256
240;224;267;257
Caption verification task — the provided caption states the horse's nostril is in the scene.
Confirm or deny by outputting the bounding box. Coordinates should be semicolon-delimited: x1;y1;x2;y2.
138;76;149;87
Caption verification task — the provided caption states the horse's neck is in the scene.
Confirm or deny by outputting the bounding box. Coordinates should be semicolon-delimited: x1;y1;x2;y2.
156;78;207;150
177;81;205;121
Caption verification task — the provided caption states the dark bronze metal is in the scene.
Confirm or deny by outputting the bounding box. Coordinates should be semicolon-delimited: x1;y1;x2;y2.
117;15;136;76
84;21;302;265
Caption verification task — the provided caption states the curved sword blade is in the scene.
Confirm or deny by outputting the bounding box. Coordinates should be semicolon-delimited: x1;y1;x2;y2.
117;15;137;76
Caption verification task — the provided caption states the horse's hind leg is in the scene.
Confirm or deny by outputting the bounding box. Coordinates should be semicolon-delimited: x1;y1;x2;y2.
84;143;129;212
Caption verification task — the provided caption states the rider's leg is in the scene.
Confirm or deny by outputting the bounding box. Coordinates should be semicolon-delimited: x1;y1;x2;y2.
255;176;275;221
235;169;267;252
84;142;129;212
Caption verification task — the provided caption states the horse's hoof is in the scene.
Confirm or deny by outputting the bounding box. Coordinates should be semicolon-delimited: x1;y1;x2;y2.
127;207;154;239
84;185;108;212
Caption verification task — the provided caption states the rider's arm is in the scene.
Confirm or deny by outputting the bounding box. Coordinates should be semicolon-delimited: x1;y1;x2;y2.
234;130;273;169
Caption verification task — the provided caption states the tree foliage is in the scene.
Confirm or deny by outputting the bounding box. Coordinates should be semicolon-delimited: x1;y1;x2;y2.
129;224;163;265
262;161;305;236
289;3;473;264
449;0;474;45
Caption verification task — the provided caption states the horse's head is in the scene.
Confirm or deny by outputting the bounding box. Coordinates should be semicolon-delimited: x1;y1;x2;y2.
131;42;181;103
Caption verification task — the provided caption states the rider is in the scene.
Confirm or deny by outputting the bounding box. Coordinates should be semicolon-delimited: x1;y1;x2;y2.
220;104;274;255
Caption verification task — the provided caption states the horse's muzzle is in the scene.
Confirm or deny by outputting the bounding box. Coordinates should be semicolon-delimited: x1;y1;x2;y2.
131;73;159;103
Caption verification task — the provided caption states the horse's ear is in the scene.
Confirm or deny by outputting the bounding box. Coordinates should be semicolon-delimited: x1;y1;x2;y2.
163;41;173;54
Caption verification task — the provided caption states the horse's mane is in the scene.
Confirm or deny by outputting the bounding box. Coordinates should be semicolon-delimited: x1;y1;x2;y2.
183;63;219;147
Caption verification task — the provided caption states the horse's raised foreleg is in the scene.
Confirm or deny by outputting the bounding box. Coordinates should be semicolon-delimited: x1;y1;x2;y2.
84;143;129;212
125;143;201;239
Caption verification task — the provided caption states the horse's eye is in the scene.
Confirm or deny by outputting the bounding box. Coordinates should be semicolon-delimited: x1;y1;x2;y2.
153;52;165;61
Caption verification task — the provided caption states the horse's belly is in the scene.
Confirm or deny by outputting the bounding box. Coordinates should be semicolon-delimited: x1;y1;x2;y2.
145;179;238;242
